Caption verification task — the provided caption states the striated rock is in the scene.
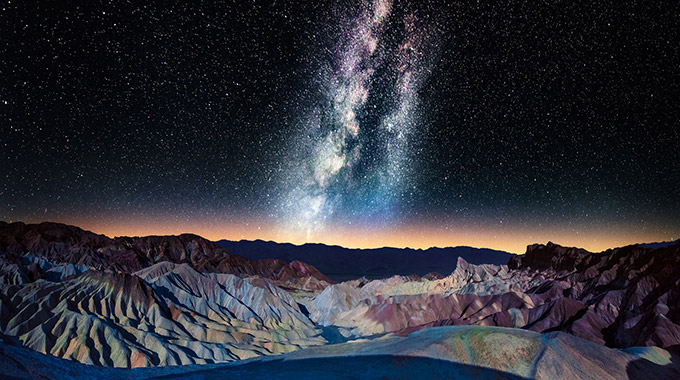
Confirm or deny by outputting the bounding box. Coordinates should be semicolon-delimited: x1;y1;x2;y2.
0;259;27;285
511;241;680;348
0;253;90;285
250;259;331;291
308;283;363;327
422;271;444;280
0;261;325;367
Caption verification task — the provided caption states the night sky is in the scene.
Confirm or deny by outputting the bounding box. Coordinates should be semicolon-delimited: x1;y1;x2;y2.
3;0;679;253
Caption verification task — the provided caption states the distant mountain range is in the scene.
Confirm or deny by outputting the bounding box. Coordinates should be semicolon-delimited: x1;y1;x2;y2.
639;238;680;249
214;239;516;282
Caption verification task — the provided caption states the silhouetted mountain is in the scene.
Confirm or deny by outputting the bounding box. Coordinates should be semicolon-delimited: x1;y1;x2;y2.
639;238;680;249
214;239;515;282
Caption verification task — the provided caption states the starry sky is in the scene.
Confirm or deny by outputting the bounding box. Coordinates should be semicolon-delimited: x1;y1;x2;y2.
3;0;679;253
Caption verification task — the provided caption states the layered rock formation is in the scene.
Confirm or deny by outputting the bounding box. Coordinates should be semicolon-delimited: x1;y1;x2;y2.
0;221;331;291
0;261;325;367
510;241;680;348
0;254;89;285
306;242;680;349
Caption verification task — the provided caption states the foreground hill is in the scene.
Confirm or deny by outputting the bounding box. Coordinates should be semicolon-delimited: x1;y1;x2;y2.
1;326;678;379
0;221;331;291
215;239;515;282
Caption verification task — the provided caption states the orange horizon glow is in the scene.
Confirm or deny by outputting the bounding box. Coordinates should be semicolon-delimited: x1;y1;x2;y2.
18;215;677;255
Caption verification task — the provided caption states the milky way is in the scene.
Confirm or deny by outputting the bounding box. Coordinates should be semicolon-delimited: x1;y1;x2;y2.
281;0;392;237
378;11;437;207
280;0;441;239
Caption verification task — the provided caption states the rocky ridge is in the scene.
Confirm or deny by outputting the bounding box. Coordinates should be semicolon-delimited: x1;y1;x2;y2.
0;221;331;291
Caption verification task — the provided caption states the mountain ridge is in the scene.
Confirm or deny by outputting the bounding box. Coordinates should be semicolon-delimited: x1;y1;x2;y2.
215;238;516;282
